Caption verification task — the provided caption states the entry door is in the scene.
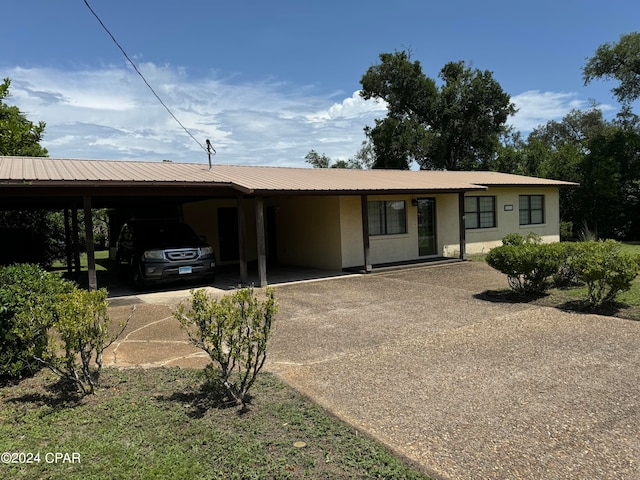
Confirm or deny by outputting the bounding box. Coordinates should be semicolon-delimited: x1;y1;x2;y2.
218;207;239;261
417;198;437;256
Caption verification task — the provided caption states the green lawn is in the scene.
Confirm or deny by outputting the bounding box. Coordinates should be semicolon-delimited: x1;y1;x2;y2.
0;368;428;480
52;250;111;272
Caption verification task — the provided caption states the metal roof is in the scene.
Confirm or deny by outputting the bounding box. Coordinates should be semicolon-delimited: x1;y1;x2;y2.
0;156;577;194
0;156;226;184
211;164;488;193
418;170;578;187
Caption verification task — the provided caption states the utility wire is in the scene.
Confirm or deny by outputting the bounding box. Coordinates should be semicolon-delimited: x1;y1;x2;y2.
82;0;213;155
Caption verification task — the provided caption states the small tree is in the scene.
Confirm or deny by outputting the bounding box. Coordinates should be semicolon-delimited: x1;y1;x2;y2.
305;149;365;169
0;78;48;157
36;288;130;395
176;287;277;408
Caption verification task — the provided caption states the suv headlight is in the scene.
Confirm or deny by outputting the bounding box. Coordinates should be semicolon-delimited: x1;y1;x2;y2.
200;246;214;257
143;250;164;260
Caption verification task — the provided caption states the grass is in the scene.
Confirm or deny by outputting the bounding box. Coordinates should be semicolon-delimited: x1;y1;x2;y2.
52;250;111;272
0;368;429;480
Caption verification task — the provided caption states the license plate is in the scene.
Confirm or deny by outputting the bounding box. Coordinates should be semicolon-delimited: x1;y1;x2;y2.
178;266;192;275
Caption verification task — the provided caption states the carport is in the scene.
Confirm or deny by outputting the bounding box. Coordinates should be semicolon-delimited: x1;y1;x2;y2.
0;156;477;289
0;157;255;289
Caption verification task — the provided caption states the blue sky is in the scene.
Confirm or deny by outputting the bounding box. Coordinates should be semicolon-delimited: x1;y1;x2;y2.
3;0;638;167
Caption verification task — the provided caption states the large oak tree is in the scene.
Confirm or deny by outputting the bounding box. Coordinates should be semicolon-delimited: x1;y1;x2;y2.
360;51;516;170
583;32;640;106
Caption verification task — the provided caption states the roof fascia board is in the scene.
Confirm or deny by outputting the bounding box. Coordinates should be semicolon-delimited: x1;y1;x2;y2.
246;186;488;196
476;182;579;188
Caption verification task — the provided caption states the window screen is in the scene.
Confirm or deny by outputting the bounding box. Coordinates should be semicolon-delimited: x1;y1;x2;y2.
368;200;407;235
519;195;544;225
465;196;496;229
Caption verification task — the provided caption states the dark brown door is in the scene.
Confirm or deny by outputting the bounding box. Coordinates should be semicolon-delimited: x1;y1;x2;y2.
218;207;239;261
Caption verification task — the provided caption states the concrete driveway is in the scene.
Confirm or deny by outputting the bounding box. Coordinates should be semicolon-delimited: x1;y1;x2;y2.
106;262;640;480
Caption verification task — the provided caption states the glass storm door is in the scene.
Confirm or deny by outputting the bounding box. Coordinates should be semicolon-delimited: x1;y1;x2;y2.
417;198;437;256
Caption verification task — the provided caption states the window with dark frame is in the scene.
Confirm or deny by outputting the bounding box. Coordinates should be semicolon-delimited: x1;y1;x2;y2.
368;200;407;235
464;196;496;229
519;195;545;225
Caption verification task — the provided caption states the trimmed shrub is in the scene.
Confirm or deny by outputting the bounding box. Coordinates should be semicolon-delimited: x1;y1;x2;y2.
176;287;277;408
550;241;582;287
487;238;640;308
0;264;75;381
500;232;542;247
568;240;640;308
486;242;562;295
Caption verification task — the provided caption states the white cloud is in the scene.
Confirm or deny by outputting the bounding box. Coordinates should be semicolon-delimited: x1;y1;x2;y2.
6;66;615;166
305;91;387;123
509;90;615;133
5;64;385;166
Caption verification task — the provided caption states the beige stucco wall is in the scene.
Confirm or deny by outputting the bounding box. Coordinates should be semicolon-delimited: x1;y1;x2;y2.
275;195;344;270
182;198;258;264
339;196;364;268
179;196;345;270
443;187;562;257
340;188;563;266
434;194;461;258
181;186;563;270
365;194;416;266
339;193;462;269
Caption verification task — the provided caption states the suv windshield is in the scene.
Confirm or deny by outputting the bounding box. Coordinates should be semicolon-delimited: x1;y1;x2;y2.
132;222;201;246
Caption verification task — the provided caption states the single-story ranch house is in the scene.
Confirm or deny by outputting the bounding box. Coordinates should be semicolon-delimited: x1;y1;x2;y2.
0;156;576;288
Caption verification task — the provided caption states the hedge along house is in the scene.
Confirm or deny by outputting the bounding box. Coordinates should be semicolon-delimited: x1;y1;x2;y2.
0;156;576;289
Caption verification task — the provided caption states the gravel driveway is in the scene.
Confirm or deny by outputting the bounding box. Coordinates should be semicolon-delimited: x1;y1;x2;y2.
107;261;640;479
267;262;640;480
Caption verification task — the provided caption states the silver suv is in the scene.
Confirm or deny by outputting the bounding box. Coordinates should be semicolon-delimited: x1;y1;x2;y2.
115;220;216;288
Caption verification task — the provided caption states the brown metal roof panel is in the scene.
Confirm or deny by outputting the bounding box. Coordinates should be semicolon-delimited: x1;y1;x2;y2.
0;159;11;179
60;159;88;180
434;171;578;186
212;165;486;192
0;157;225;183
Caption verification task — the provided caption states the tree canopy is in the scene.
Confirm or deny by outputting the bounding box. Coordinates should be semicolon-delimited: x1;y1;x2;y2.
491;107;640;240
0;78;48;157
0;78;62;266
583;32;640;106
360;51;516;170
304;142;372;169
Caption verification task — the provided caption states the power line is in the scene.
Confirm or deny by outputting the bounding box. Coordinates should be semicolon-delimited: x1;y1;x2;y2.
82;0;214;156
